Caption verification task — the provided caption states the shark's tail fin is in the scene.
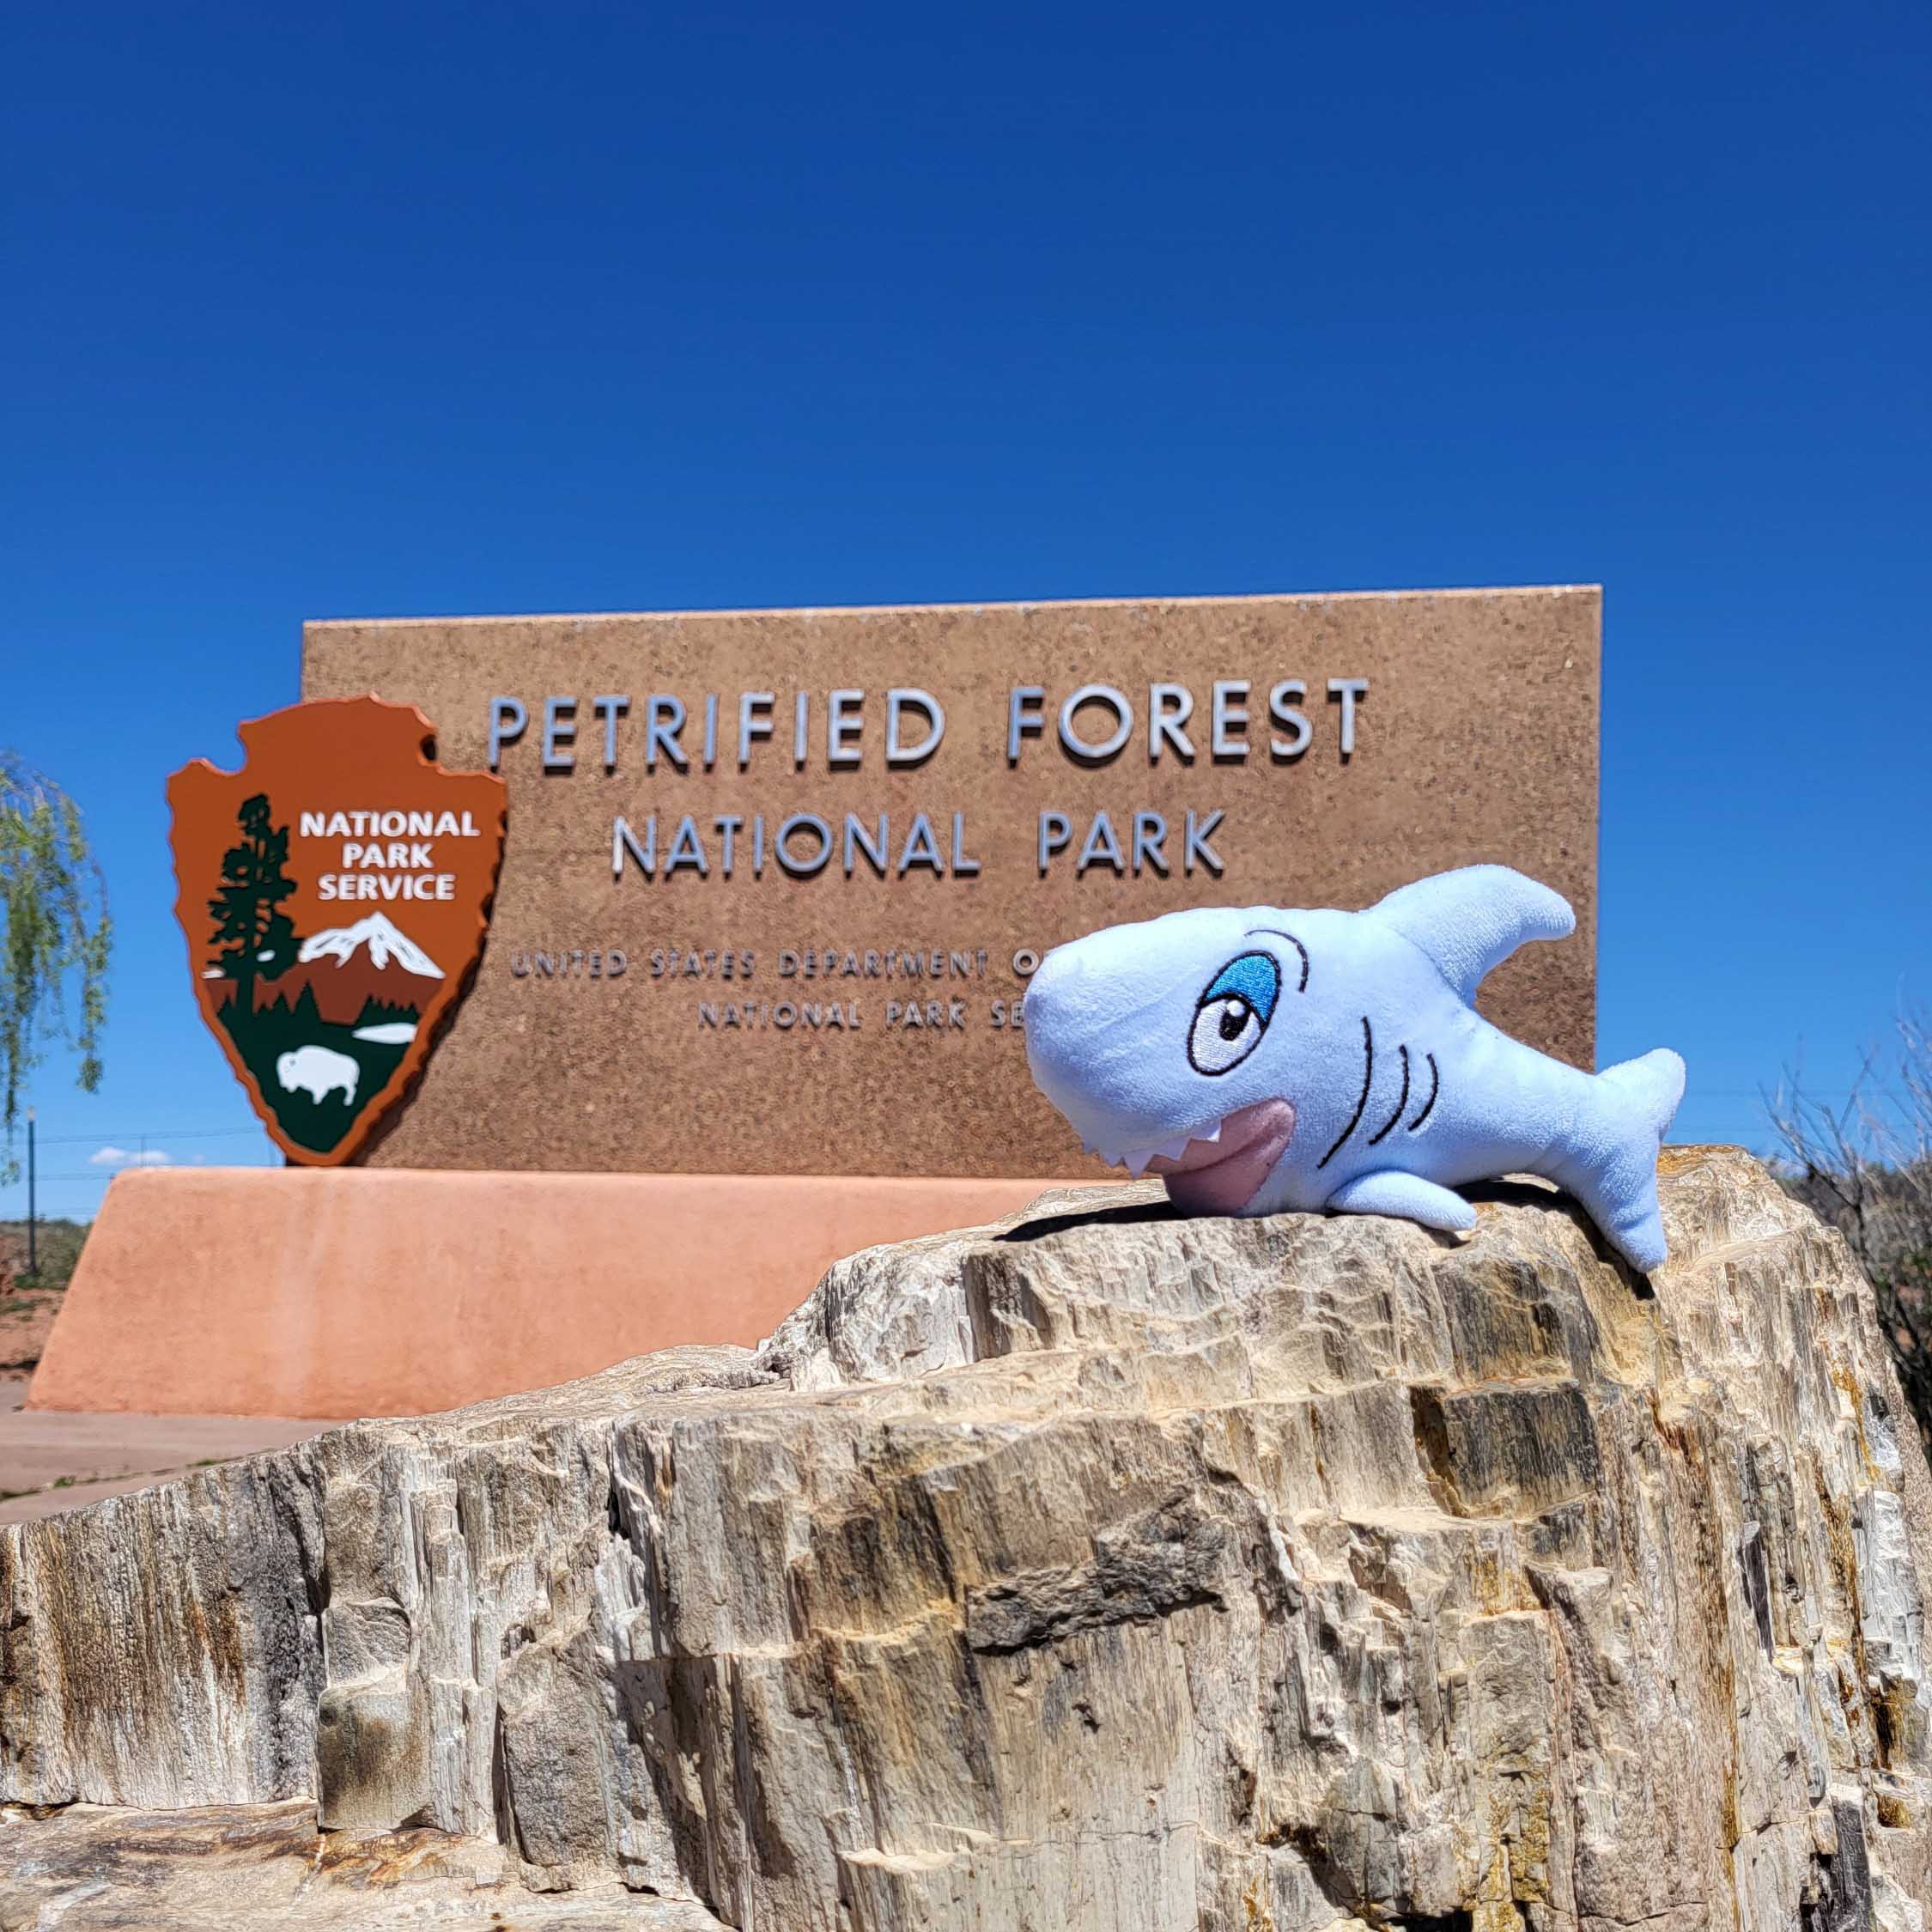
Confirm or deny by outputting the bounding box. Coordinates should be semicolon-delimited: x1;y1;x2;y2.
1574;1049;1686;1273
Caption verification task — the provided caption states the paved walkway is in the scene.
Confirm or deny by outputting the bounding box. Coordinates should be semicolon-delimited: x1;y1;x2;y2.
0;1376;327;1526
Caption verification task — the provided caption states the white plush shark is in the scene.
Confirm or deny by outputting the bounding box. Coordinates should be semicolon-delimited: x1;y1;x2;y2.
1024;866;1686;1271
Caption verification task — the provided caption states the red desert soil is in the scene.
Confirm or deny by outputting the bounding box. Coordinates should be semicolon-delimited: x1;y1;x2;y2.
0;1242;63;1374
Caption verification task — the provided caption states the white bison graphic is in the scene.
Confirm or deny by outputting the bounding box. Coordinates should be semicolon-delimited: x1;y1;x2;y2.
276;1044;360;1106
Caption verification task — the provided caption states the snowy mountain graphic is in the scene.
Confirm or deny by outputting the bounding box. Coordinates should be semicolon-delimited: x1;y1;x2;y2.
297;913;445;978
266;914;444;1027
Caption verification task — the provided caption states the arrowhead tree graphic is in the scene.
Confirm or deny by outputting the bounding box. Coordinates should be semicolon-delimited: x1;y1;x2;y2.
168;700;507;1165
210;793;299;1012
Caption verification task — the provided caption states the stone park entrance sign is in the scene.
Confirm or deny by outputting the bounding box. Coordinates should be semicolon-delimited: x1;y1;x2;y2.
298;587;1599;1179
167;700;507;1163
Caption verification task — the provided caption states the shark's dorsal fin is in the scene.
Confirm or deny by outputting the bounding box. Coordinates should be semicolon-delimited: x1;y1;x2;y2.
1367;865;1575;1001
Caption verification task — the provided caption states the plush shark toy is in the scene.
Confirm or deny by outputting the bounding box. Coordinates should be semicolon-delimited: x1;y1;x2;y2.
1024;866;1685;1271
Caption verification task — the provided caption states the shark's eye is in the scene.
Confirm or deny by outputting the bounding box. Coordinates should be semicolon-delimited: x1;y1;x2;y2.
1188;951;1280;1076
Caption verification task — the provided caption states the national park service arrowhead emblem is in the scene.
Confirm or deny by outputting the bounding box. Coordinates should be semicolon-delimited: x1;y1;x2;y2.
167;699;507;1165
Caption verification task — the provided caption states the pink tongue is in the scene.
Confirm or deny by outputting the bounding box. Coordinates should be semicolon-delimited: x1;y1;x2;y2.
1157;1100;1295;1215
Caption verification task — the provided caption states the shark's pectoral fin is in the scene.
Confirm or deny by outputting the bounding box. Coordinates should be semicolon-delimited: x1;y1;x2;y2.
1368;865;1574;1000
1325;1170;1477;1235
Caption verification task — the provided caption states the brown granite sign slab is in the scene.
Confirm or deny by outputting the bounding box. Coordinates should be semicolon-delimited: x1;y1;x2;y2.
301;587;1598;1178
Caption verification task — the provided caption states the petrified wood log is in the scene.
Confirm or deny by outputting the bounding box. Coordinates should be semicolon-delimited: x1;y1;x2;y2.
4;1148;1929;1929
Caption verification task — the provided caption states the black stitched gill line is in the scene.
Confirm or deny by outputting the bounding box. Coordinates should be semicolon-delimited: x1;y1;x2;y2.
1318;1017;1374;1169
1242;927;1309;992
1368;1044;1410;1145
1407;1052;1439;1131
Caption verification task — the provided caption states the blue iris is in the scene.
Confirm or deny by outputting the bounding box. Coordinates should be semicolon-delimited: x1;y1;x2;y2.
1201;951;1280;1024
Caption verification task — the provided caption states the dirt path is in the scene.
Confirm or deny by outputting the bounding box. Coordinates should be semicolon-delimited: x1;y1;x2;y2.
0;1374;326;1526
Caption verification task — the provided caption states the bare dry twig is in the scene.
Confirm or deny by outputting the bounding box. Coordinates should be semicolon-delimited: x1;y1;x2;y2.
1768;1019;1932;1457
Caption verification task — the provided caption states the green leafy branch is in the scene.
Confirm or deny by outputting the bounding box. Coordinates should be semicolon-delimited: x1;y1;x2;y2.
0;754;112;1182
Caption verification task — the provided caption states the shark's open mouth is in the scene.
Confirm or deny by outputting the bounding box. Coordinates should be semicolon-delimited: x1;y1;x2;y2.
1085;1099;1296;1215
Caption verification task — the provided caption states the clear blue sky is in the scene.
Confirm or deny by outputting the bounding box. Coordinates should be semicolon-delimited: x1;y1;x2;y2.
3;2;1926;1221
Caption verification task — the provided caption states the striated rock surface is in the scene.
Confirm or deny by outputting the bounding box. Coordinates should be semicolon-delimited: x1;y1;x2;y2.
4;1146;1932;1929
0;1800;723;1929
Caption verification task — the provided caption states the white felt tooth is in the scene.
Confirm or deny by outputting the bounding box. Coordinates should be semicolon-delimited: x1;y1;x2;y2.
1125;1149;1155;1177
1195;1121;1224;1145
1155;1136;1191;1163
